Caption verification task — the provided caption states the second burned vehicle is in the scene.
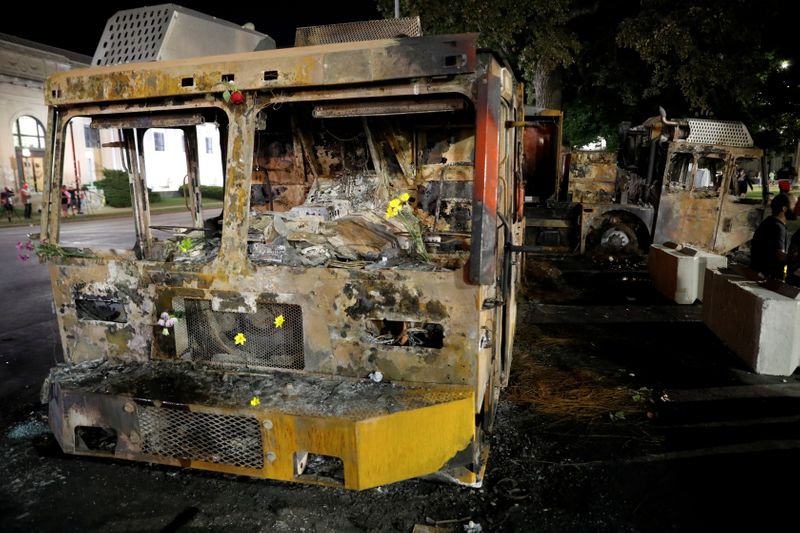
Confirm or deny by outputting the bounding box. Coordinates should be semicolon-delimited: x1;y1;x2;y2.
38;8;525;489
523;108;767;256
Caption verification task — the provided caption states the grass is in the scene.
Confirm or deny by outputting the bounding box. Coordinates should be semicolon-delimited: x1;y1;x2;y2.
745;184;778;200
154;196;223;208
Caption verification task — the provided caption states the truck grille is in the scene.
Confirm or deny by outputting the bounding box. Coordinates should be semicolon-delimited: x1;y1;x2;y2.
179;299;304;370
138;406;263;469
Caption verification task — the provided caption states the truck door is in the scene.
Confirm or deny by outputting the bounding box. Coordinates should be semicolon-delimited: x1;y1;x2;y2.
654;150;727;250
711;154;766;253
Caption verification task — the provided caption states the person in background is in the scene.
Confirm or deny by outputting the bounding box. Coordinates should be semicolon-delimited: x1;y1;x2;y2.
776;160;798;186
784;200;800;286
1;186;14;221
20;183;32;219
74;187;83;214
751;192;797;279
60;185;70;217
69;188;78;216
736;168;753;196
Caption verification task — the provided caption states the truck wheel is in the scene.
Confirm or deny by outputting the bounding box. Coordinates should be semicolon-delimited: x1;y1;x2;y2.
599;223;638;254
585;214;649;257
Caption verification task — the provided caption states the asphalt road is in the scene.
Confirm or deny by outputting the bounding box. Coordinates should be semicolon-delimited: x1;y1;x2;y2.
0;211;217;427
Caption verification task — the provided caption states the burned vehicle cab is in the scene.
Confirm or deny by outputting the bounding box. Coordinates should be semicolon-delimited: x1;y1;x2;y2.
652;118;765;253
38;16;525;490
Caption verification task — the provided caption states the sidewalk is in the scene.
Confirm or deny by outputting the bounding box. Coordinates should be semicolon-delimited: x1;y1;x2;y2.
0;201;223;229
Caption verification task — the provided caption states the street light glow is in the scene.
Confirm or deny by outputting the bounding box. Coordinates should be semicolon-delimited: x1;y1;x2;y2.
779;60;791;70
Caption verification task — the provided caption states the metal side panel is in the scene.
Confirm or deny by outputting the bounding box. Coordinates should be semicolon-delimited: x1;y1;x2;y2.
46;360;476;490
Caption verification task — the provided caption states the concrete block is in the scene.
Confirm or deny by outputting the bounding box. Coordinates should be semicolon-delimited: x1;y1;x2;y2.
682;247;727;302
702;267;745;332
647;243;728;305
702;271;800;376
649;244;728;304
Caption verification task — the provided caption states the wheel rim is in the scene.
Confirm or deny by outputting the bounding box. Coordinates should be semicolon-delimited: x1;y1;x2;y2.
600;226;634;251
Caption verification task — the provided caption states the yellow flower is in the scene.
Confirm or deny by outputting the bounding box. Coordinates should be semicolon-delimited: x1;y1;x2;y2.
398;192;410;203
385;204;400;219
389;198;402;209
274;314;285;328
249;396;260;407
234;332;246;345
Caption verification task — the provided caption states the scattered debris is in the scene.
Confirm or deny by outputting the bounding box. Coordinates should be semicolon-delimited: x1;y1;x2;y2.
463;521;482;532
507;355;641;419
7;416;49;440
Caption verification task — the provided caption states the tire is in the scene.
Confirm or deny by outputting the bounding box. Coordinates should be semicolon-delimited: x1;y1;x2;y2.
585;213;648;257
598;223;638;254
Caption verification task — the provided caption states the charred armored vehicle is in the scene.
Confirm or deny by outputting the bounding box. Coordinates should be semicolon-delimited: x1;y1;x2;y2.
38;7;525;489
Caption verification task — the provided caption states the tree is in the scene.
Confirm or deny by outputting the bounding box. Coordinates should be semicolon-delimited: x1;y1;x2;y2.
376;0;584;108
616;0;797;152
376;0;798;152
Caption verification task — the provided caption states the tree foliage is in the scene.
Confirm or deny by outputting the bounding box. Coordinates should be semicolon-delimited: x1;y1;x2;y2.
375;0;798;152
376;0;584;107
95;168;161;208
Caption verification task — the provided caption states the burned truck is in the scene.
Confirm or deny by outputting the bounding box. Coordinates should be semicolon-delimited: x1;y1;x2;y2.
524;108;766;256
37;9;525;489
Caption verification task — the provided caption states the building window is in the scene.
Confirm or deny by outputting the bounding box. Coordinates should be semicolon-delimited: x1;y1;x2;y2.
154;132;165;151
205;137;213;154
12;116;45;149
84;126;101;148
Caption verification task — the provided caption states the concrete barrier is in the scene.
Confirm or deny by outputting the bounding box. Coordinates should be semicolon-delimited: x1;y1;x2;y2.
648;244;728;304
703;268;800;376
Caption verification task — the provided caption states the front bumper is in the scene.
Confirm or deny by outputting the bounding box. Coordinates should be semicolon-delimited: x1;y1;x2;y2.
44;360;480;489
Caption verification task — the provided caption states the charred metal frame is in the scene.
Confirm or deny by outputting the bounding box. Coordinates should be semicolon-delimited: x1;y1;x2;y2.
39;33;524;489
654;140;765;253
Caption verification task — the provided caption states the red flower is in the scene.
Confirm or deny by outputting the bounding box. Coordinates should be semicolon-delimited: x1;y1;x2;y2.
230;91;245;105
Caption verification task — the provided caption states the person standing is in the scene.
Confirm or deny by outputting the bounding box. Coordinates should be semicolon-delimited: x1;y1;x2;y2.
1;186;14;222
20;183;32;219
736;168;753;196
60;185;70;217
750;193;797;279
776;160;798;188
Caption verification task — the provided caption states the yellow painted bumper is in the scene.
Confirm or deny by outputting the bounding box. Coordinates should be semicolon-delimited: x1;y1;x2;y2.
45;361;478;489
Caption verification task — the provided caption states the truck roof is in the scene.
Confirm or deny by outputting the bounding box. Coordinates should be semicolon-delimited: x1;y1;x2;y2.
45;33;479;107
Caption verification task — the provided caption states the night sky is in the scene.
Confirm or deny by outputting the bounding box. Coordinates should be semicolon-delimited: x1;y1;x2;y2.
0;1;383;58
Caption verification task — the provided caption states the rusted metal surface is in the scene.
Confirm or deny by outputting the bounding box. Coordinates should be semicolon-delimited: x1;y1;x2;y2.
39;33;522;488
568;150;617;204
45;34;479;107
49;259;491;385
653;141;764;253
